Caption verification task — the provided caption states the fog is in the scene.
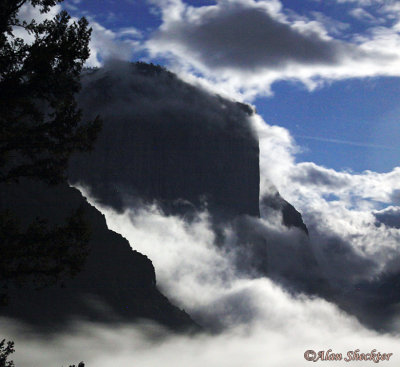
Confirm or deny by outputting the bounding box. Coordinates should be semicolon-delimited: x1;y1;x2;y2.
3;197;399;366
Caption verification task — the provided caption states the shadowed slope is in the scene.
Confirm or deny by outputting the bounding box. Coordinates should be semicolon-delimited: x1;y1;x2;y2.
0;180;197;332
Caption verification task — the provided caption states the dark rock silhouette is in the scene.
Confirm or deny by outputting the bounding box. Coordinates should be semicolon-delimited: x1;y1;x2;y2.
68;62;315;292
0;180;196;332
69;61;308;235
69;62;260;219
261;192;308;234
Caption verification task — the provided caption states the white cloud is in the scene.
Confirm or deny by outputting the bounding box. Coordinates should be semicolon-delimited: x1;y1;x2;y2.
19;0;399;99
119;27;143;38
334;0;384;5
144;0;400;99
17;2;63;23
12;3;141;68
310;11;350;36
4;303;400;367
252;115;400;286
5;168;400;366
12;3;63;43
4;102;399;366
71;103;400;322
76;189;311;325
349;8;378;22
86;21;142;67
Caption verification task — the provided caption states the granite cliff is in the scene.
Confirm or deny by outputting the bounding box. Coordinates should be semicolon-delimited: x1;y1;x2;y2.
69;62;307;233
0;180;196;331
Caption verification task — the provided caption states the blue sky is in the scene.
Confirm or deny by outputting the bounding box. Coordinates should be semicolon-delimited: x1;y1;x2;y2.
256;76;400;173
62;0;400;174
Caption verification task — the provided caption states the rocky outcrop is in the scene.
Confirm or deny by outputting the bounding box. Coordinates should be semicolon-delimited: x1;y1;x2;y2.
261;192;308;234
69;62;308;236
0;180;196;332
69;62;260;219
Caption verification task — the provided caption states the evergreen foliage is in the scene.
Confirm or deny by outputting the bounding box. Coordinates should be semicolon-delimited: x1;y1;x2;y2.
0;0;99;298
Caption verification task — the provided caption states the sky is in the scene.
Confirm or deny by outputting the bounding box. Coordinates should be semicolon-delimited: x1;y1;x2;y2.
58;0;400;174
6;1;400;366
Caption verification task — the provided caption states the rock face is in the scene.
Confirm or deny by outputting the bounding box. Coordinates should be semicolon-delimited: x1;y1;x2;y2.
261;192;308;234
0;180;196;331
67;61;311;291
69;62;260;219
69;62;308;235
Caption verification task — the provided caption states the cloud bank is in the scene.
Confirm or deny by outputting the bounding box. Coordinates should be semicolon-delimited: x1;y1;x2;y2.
4;185;400;366
4;307;399;367
85;22;142;67
255;115;400;284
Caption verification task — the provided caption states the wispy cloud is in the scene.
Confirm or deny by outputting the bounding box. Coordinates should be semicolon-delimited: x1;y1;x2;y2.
295;135;398;150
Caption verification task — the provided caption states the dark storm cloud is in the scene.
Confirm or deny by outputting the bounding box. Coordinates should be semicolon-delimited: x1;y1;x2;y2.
145;0;400;97
151;2;351;71
374;206;400;229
